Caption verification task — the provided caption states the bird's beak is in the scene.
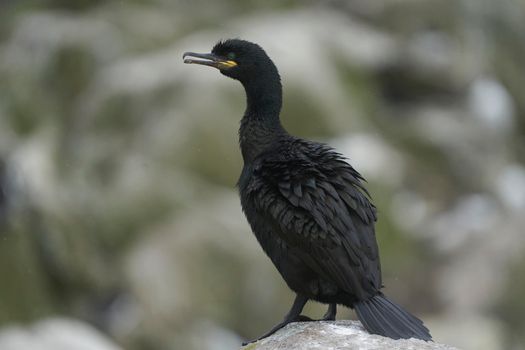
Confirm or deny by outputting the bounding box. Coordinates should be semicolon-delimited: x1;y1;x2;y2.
183;52;238;70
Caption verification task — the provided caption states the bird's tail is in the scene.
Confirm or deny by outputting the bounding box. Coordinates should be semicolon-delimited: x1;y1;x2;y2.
354;293;432;341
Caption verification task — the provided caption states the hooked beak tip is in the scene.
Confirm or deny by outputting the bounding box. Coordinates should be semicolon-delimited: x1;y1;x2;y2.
182;51;237;69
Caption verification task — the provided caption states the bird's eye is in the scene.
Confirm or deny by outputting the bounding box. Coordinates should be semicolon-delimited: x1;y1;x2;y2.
227;52;236;60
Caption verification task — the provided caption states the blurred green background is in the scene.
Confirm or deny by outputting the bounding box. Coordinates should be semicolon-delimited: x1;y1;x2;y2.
1;0;524;349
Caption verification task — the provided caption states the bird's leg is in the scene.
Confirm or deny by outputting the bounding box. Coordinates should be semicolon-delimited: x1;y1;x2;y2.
321;303;337;321
295;303;337;323
242;294;308;346
297;303;336;322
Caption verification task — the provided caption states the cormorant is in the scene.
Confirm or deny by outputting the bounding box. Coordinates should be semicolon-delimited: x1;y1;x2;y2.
183;39;432;344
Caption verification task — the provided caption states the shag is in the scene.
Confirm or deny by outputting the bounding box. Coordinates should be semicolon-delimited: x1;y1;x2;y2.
183;39;432;344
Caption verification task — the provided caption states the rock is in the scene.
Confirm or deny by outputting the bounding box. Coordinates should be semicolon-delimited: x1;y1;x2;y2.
240;320;459;350
0;318;122;350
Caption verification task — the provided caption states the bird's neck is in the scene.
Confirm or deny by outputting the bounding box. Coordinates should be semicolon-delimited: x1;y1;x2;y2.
243;75;282;117
239;75;285;164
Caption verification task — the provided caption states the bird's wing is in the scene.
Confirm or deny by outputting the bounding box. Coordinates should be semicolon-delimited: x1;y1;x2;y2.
248;143;381;299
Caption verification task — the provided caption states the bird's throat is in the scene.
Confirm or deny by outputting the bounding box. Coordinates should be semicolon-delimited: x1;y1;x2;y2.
243;77;282;118
239;76;285;164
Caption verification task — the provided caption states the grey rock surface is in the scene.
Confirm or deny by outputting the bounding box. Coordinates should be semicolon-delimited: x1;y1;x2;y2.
241;320;459;350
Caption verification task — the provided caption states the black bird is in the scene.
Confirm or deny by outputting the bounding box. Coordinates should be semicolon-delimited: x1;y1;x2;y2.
183;39;432;344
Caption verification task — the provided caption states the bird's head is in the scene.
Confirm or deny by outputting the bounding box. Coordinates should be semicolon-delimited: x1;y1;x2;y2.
183;39;277;83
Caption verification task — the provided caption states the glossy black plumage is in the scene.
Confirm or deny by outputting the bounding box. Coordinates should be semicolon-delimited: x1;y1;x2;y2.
238;139;380;302
183;39;432;343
